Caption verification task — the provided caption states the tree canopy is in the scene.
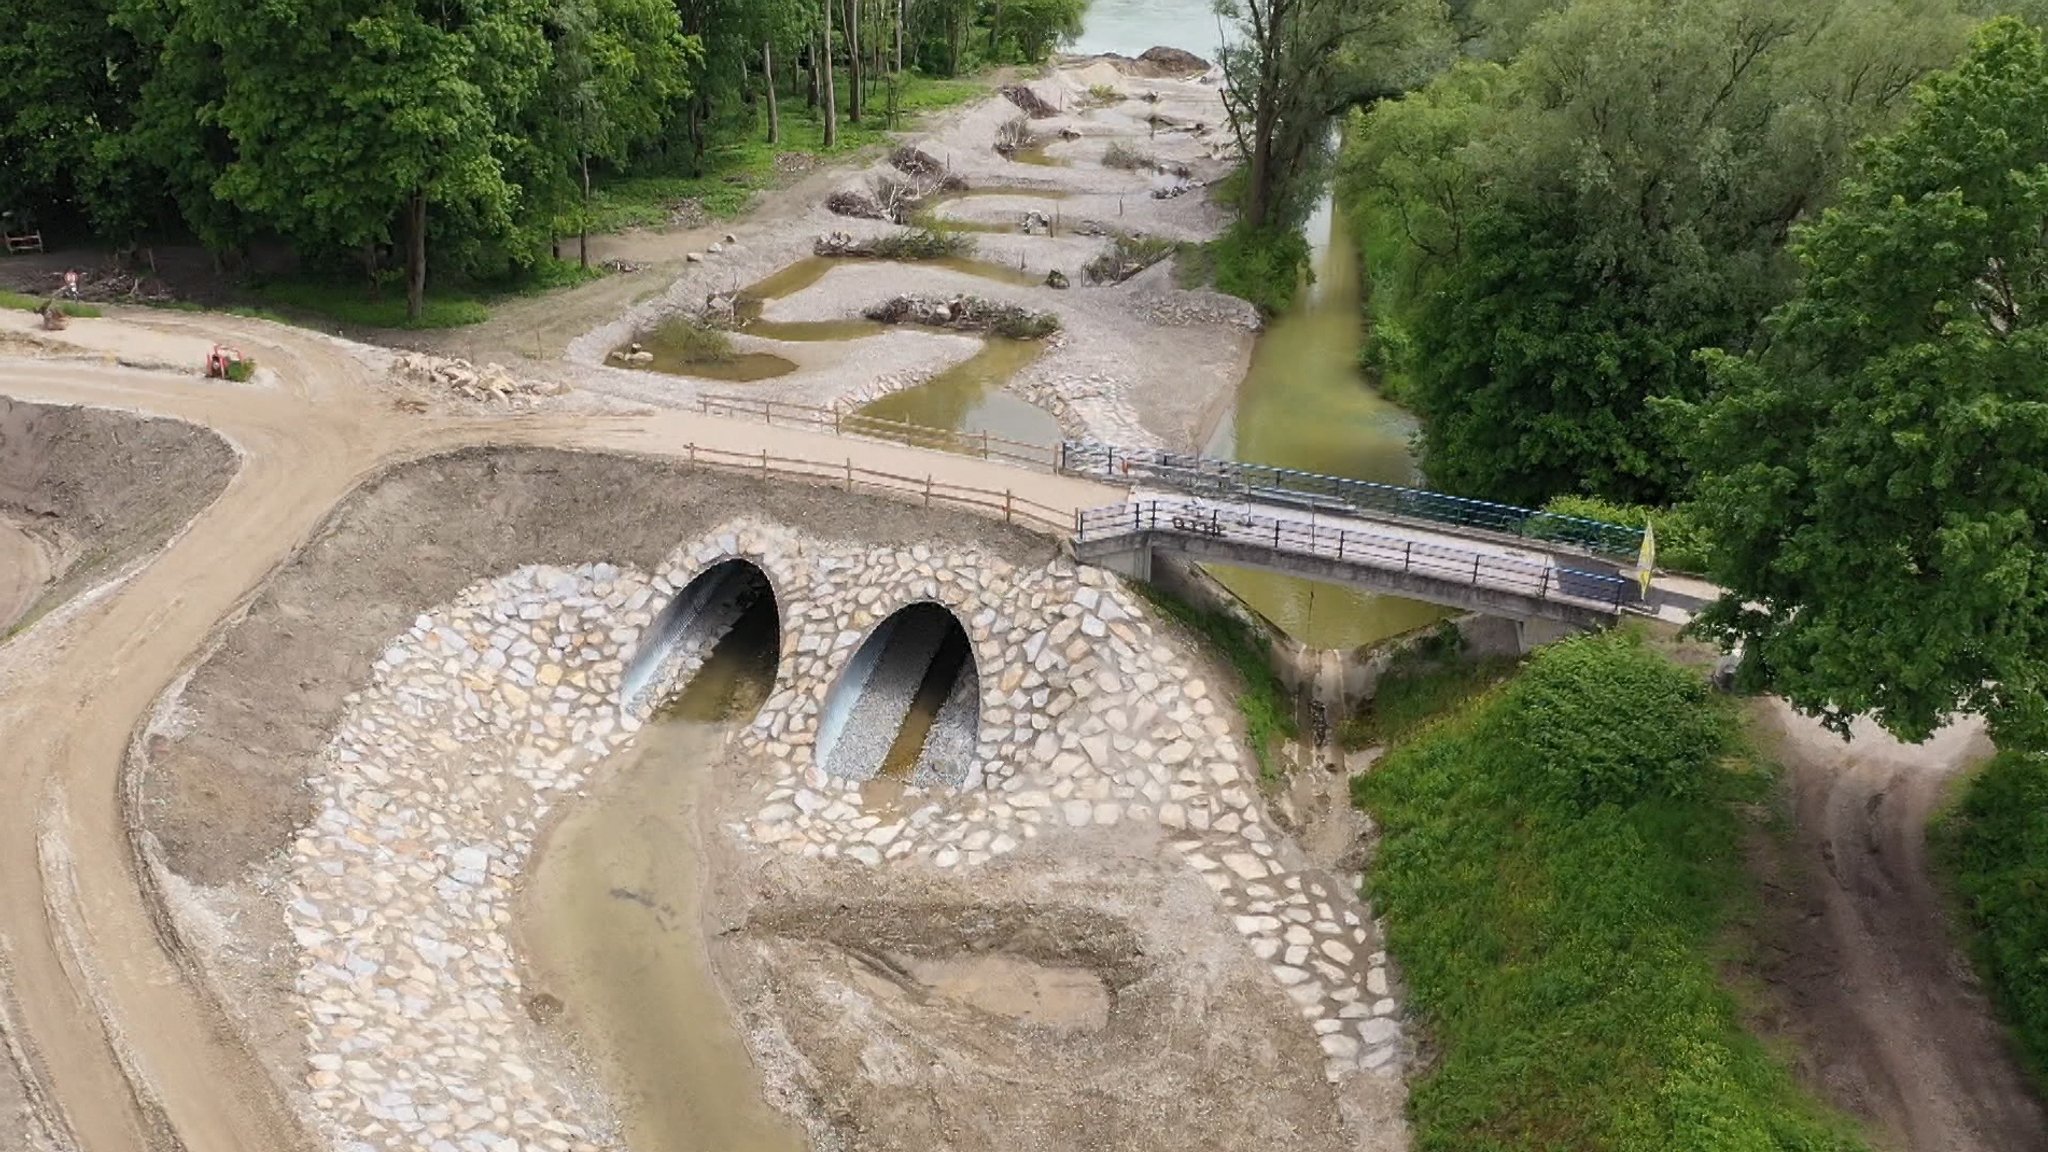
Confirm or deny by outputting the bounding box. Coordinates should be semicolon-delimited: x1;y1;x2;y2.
1344;0;1979;505
1683;16;2048;747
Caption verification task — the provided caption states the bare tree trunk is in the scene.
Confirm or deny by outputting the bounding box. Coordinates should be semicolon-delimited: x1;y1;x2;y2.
821;0;838;146
578;152;590;268
845;0;863;122
894;0;903;74
405;190;427;322
764;41;781;143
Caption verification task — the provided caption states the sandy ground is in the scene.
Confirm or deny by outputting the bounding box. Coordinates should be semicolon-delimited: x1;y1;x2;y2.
535;59;1256;450
1747;702;2048;1152
0;395;236;636
0;302;1128;1152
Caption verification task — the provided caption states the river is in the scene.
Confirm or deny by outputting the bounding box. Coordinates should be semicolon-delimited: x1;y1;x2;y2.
1203;196;1450;649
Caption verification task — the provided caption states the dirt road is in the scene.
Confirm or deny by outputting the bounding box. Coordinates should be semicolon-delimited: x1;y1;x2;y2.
0;310;1120;1152
1750;702;2048;1152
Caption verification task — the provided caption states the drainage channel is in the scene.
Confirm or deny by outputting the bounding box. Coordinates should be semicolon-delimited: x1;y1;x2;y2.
523;574;803;1152
816;603;980;793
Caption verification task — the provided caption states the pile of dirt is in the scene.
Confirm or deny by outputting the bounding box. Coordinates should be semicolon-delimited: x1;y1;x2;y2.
863;295;1060;338
0;396;235;635
1002;83;1060;118
389;351;568;404
1139;46;1212;74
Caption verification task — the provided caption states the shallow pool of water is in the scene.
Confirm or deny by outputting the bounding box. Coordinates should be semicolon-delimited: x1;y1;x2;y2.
522;605;806;1152
742;254;1044;307
857;337;1060;450
628;318;799;382
1204;200;1451;650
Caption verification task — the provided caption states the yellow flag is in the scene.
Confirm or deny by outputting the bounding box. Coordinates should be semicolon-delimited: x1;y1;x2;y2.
1636;519;1658;595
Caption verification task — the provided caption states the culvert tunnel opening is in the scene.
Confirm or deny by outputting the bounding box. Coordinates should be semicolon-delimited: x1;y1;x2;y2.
622;559;781;711
817;602;980;788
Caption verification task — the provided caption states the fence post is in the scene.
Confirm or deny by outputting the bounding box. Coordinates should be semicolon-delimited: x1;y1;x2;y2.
1004;490;1014;523
1404;540;1413;570
1273;519;1281;548
687;443;696;467
845;457;854;492
982;431;991;459
760;450;768;479
1537;568;1550;600
924;476;932;508
1337;531;1345;562
1472;554;1482;584
763;399;774;426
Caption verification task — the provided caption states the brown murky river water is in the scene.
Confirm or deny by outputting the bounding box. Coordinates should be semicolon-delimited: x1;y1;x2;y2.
523;604;807;1152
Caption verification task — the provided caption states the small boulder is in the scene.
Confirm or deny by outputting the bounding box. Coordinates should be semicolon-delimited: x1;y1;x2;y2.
1045;269;1070;289
707;242;724;254
685;251;703;263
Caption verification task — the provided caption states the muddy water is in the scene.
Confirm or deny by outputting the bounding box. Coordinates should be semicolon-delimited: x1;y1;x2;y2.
1204;199;1450;650
857;337;1061;448
523;604;807;1152
629;317;799;382
741;254;1042;303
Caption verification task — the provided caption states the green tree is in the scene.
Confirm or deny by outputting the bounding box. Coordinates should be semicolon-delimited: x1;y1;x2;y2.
1684;16;2048;747
0;0;158;239
545;0;697;266
1349;0;1975;505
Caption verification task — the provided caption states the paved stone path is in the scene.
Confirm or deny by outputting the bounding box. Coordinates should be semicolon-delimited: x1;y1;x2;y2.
286;518;1408;1152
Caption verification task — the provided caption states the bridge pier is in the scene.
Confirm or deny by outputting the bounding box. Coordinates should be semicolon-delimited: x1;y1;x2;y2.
1515;616;1582;654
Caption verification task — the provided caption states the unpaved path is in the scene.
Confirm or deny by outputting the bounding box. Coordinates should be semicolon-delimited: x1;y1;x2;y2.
0;517;50;632
0;308;1121;1152
1749;701;2048;1152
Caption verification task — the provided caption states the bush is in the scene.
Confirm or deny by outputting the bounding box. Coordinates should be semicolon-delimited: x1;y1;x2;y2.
1934;751;2048;1085
866;227;975;260
1356;633;1867;1152
1507;632;1730;811
1101;140;1156;170
1540;495;1714;573
223;357;256;382
1210;222;1309;315
1080;232;1176;284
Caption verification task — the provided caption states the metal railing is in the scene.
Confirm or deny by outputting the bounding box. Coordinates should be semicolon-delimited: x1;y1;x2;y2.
1062;443;1645;559
1075;500;1634;611
669;440;1072;536
700;394;1061;471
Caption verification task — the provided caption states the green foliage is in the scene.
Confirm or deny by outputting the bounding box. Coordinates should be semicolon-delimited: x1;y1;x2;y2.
0;292;102;318
1342;629;1519;748
1933;751;2048;1085
1508;632;1732;810
1682;17;2048;747
863;227;975;260
1343;0;1979;506
643;317;734;361
223;356;257;382
1209;223;1312;315
1357;632;1869;1152
1133;584;1298;776
1537;496;1712;573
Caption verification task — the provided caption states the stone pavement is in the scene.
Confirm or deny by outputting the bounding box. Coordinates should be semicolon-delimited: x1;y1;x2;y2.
285;517;1408;1152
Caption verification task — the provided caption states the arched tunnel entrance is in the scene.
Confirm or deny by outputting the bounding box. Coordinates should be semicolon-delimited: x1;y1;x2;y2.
622;559;781;710
816;602;980;788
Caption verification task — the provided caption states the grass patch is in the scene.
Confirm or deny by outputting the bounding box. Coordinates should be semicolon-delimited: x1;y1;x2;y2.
1932;750;2048;1090
1132;583;1297;777
0;290;102;318
573;72;991;235
643;317;733;362
244;281;490;330
1342;625;1519;749
1168;223;1308;314
1101;140;1157;170
1086;82;1126;105
1357;630;1870;1152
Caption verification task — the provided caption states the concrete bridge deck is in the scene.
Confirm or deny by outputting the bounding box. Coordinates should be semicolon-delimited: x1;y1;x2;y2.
1072;498;1639;627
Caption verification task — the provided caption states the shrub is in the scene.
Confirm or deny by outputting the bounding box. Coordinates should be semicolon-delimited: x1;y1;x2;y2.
224;357;256;382
1540;495;1714;573
1934;751;2048;1085
1080;232;1176;284
866;227;974;261
1506;632;1730;811
1086;83;1125;105
1356;634;1867;1152
1101;140;1156;170
1210;222;1309;315
643;318;733;363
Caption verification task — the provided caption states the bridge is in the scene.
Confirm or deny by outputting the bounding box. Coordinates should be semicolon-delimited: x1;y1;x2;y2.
1057;444;1645;626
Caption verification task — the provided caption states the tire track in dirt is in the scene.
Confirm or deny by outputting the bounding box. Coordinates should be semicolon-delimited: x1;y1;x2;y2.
1750;701;2048;1152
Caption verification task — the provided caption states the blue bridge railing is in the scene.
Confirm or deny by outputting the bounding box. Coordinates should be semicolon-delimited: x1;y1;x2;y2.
1060;443;1645;560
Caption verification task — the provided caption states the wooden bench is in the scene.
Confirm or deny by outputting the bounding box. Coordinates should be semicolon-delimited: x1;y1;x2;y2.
3;232;45;255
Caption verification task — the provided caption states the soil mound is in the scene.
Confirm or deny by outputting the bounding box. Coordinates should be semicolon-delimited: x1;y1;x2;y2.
1139;45;1212;74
